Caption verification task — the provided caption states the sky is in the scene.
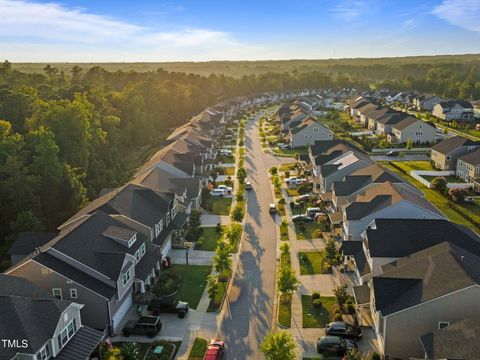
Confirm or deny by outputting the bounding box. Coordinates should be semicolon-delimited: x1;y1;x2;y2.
1;0;480;62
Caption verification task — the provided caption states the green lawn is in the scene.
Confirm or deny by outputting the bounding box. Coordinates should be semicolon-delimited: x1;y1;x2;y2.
201;197;232;215
279;163;297;172
286;187;300;197
168;265;212;309
383;162;480;234
189;338;207;360
217;155;235;163
272;146;308;157
223;167;235;176
195;226;225;251
207;269;232;312
278;293;292;328
390;160;435;173
299;251;327;275
302;295;336;328
295;222;323;240
113;341;181;360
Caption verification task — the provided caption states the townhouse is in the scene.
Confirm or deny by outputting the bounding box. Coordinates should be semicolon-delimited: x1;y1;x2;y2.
307;140;374;194
432;100;474;122
6;210;162;334
374;112;408;135
363;242;480;358
0;274;103;360
342;181;443;241
388;116;436;144
431;136;480;170
364;107;396;131
357;103;382;127
288;117;334;148
456;147;480;189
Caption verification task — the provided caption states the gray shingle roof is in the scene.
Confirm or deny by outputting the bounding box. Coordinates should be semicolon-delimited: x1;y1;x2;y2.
431;136;479;154
55;326;104;360
420;317;480;359
374;242;480;315
392;116;420;130
366;219;480;258
458;147;480;166
0;274;50;298
7;233;56;256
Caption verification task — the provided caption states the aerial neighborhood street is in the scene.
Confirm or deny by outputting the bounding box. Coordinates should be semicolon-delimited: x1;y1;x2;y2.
3;85;480;360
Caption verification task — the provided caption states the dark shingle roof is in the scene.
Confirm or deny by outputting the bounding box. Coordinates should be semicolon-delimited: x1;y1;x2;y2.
420;317;480;359
7;233;56;256
333;175;372;196
341;241;371;276
0;274;50;298
55;326;104;360
431;136;479;154
458;147;480;166
392;116;420;130
374;242;480;315
366;219;480;258
345;195;393;220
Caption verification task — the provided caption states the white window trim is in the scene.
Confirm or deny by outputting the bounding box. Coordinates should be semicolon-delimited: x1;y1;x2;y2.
70;288;77;299
122;269;131;286
438;321;450;329
37;343;50;360
52;288;62;300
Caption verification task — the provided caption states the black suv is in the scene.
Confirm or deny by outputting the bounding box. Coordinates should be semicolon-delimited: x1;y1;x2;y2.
122;316;162;338
148;297;189;318
325;321;363;339
316;335;356;356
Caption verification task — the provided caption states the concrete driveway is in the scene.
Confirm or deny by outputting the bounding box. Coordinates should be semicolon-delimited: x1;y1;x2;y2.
218;113;292;359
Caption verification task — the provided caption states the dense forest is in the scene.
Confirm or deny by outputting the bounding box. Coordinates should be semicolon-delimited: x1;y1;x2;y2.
1;56;480;268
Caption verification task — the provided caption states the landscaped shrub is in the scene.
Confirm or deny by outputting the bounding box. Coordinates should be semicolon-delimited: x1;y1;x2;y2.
278;197;286;205
334;312;343;321
231;205;244;222
311;291;321;300
312;298;322;308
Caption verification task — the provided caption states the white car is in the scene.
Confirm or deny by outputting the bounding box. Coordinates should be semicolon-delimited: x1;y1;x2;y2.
216;185;232;193
285;177;298;185
278;143;290;149
210;189;225;197
219;149;233;156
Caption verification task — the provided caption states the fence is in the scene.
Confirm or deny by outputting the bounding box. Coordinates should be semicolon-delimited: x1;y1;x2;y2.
371;147;431;154
410;170;473;189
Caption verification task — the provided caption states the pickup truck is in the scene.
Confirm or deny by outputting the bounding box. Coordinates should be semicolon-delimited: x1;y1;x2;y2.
122;316;162;338
148;297;189;318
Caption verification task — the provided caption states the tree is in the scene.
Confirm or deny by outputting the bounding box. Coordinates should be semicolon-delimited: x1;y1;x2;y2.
325;239;337;265
333;284;349;307
260;331;297;360
448;188;466;203
431;176;447;193
280;242;290;256
277;264;299;297
231;204;244;222
213;241;232;280
406;138;413;150
207;274;219;303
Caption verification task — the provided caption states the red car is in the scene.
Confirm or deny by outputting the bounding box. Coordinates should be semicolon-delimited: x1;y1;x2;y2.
203;339;225;360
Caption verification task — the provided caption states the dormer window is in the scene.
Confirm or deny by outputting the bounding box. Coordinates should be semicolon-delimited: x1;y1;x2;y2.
122;269;131;286
128;234;137;248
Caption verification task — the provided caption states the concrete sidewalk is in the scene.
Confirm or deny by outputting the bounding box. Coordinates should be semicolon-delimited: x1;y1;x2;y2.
200;214;231;226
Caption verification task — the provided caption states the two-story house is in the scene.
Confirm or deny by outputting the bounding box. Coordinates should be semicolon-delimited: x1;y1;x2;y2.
342;181;443;240
288;117;334;148
431;136;480;170
414;94;444;111
0;274;104;360
432;100;474;122
6;211;161;334
388;116;436;144
364;241;480;358
375;113;408;135
456;147;480;189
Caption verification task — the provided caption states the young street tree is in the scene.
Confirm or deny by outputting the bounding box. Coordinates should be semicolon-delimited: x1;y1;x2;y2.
261;331;297;360
277;264;299;298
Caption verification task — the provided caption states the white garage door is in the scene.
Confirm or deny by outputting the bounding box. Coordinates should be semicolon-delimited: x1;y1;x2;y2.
112;293;132;332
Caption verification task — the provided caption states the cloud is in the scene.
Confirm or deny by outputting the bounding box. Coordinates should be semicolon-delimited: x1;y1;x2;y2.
331;1;367;21
0;0;265;61
402;18;416;30
432;0;480;33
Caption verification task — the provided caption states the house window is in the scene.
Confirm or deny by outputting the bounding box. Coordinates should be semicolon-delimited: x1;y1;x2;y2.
166;213;170;225
438;321;449;329
140;243;146;256
57;319;77;349
128;234;137;247
70;288;77;299
52;288;62;300
37;343;50;360
122;269;131;286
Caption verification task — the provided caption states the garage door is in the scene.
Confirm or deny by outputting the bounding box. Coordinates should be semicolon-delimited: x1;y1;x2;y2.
112;293;132;332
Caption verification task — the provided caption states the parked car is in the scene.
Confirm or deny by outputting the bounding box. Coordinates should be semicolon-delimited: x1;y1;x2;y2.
269;203;277;214
386;150;399;157
295;194;311;203
285;177;298;185
210;189;225;197
278;143;290;149
325;321;363;339
306;207;322;218
203;339;225;360
219;149;233;156
122;316;162;338
148;297;189;318
292;214;314;223
316;335;356;355
295;178;307;186
217;185;232;193
245;181;253;190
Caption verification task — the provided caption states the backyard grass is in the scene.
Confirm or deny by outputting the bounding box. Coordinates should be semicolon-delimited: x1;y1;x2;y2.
168;265;212;309
285;187;300;197
302;295;336;328
217;155;235;163
295;222;323;240
382;161;480;234
299;251;327;275
390;160;434;173
188;338;208;360
279;163;297;172
195;226;225;251
113;341;181;360
201;197;232;215
272;146;308;157
278;293;292;327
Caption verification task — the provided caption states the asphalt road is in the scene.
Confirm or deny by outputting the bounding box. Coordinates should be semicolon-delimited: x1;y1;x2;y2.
219;113;290;359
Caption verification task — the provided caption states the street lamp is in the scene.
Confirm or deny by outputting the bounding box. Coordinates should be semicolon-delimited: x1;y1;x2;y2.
184;241;193;266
